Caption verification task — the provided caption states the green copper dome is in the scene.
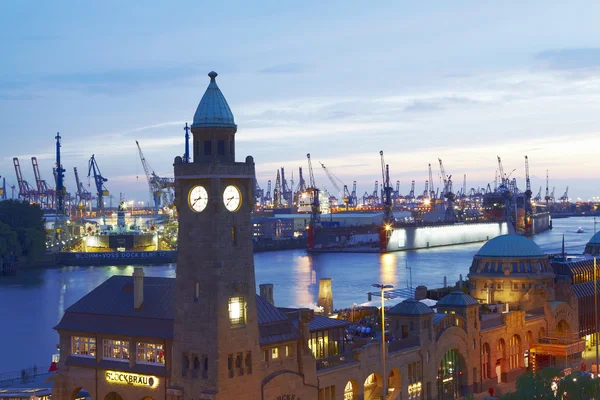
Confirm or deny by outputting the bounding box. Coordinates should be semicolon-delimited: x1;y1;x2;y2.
192;71;236;129
588;231;600;245
476;234;545;258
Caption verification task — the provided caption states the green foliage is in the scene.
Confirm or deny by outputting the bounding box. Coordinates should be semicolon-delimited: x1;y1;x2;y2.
0;200;45;261
499;368;600;400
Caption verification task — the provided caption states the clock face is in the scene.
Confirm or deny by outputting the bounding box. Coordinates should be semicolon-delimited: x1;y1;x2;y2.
188;185;208;212
223;185;242;212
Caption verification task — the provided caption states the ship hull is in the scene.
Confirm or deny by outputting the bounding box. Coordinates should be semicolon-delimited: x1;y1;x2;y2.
309;222;509;253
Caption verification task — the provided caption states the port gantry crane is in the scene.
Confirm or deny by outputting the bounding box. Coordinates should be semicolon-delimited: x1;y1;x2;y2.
87;154;109;213
524;156;533;234
13;157;36;203
380;151;394;224
264;180;272;205
306;153;320;250
293;167;307;206
54;132;67;217
32;157;55;210
544;170;551;209
559;186;569;203
281;168;293;207
136;141;175;217
438;158;456;222
319;161;351;210
74;167;92;217
534;187;542;203
273;170;282;207
254;180;264;206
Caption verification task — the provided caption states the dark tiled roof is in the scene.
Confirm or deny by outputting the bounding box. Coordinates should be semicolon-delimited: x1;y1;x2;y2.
289;314;350;331
572;281;600;298
64;275;175;319
55;275;302;345
437;291;479;307
388;299;434;316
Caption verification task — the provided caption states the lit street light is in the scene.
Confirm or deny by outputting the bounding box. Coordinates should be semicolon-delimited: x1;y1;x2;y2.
372;283;394;398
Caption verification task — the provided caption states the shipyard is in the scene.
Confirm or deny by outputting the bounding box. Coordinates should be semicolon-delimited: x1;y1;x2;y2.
2;3;600;400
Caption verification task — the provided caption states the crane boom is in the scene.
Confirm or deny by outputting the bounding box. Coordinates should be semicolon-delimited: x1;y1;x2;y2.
87;154;109;211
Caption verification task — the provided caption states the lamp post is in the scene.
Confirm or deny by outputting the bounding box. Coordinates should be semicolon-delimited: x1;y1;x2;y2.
595;256;598;374
373;283;394;398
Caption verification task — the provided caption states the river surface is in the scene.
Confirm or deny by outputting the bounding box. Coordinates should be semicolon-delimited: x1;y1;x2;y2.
1;216;597;372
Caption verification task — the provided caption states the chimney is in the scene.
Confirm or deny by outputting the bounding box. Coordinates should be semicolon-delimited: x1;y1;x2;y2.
133;267;144;310
317;278;333;316
259;283;274;305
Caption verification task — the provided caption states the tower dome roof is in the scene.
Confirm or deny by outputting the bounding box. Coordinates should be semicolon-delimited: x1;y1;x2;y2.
588;231;600;245
388;299;434;316
476;234;545;258
192;71;236;129
437;291;479;307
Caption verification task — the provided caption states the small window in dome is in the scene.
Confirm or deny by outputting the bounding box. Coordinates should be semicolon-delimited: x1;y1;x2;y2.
484;262;489;272
520;263;525;273
498;262;503;272
512;263;518;273
491;262;496;272
527;263;532;273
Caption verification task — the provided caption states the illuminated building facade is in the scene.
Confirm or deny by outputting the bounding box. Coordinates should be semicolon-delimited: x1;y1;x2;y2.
50;73;589;400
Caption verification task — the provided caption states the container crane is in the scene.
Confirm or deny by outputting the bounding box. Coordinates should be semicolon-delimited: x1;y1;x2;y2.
319;162;349;208
438;158;456;222
281;168;293;206
306;153;320;250
264;180;272;205
294;167;307;206
380;150;393;225
534;187;542;203
54;133;66;217
273;170;282;207
136;141;175;216
32;157;55;209
87;154;109;212
13;157;35;202
350;181;357;208
544;170;551;208
254;180;264;206
559;186;569;203
428;163;435;201
74;167;92;216
524;156;533;234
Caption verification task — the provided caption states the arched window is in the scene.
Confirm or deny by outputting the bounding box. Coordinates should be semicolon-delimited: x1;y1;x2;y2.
509;335;521;369
497;338;506;360
482;343;491;380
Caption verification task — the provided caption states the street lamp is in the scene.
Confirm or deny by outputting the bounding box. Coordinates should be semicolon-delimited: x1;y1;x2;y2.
372;283;394;397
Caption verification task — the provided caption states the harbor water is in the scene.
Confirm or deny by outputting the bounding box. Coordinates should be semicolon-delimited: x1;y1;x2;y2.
0;217;596;372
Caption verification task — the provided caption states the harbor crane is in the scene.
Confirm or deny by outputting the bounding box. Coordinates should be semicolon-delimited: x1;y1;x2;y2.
550;187;556;203
13;157;35;202
319;162;349;209
524;156;533;233
438;158;456;222
559;186;569;203
254;180;264;205
380;151;394;225
273;170;282;207
55;132;66;217
264;180;272;205
544;170;551;208
74;167;92;216
32;157;55;209
350;181;357;207
534;187;542;203
136;141;175;216
428;163;435;201
281;168;293;206
293;167;307;206
306;153;320;249
87;154;109;212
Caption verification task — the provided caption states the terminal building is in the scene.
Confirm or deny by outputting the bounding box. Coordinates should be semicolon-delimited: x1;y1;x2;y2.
50;72;594;399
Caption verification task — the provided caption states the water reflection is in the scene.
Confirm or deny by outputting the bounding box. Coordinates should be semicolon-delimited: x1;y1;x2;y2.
379;253;398;287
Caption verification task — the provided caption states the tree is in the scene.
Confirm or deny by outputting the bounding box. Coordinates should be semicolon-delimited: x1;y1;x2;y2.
0;221;21;258
0;200;46;262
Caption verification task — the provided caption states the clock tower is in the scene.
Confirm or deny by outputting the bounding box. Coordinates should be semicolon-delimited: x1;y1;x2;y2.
171;71;261;399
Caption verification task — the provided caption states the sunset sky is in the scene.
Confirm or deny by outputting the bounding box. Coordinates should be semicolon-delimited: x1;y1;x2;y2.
1;1;600;202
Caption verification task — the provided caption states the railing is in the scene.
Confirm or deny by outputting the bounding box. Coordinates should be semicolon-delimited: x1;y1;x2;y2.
0;365;51;387
315;351;356;370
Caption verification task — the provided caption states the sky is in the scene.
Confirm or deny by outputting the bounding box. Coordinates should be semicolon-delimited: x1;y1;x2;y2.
1;1;600;204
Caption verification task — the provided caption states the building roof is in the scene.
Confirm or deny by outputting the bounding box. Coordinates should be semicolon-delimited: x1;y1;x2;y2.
572;281;600;298
476;234;545;258
55;275;302;345
437;291;479;307
588;231;600;245
192;71;236;129
388;298;434;316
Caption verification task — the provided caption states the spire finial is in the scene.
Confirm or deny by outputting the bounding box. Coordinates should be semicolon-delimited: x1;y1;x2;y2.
208;71;218;82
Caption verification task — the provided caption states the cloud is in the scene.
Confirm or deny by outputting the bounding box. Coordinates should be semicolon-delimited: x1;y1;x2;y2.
404;96;483;112
44;65;204;94
259;63;310;74
535;48;600;70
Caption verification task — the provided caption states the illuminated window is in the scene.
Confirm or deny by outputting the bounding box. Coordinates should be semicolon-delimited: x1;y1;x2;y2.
136;342;165;365
71;336;96;358
103;339;129;361
228;296;246;326
272;348;279;359
285;345;291;357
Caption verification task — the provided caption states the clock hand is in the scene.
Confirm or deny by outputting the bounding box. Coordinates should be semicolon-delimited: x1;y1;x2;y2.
193;196;203;205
